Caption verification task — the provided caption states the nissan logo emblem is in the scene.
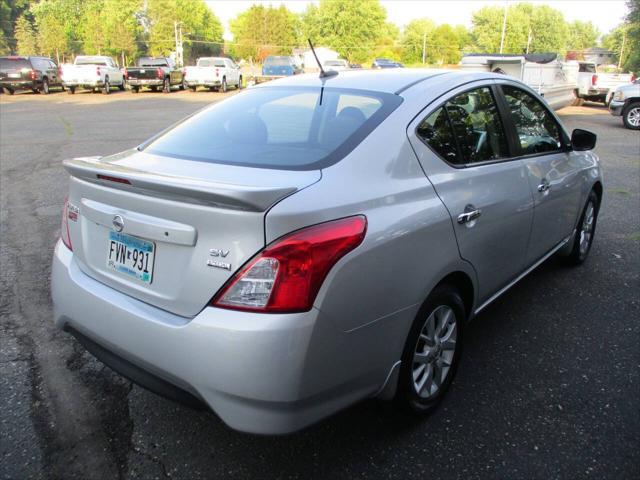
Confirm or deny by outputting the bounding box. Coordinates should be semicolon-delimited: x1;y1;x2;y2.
112;215;125;232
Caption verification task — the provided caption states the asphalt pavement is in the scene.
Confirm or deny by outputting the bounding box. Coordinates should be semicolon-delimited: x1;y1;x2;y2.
1;89;638;480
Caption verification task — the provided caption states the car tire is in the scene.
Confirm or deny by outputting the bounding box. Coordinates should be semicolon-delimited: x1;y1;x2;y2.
40;78;50;95
564;190;599;265
118;82;125;91
571;91;584;107
238;76;243;89
102;78;110;95
395;284;465;414
7;87;15;95
162;77;171;94
68;86;75;95
622;101;640;130
131;86;139;94
149;86;158;92
190;86;197;92
180;79;187;91
221;78;227;93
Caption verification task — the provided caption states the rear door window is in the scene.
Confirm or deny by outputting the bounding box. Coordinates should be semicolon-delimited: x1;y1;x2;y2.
144;86;402;170
417;86;509;165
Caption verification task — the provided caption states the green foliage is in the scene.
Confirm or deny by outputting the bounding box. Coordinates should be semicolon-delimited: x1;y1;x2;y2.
146;0;223;61
31;0;85;61
1;0;30;53
566;21;600;51
302;0;389;63
401;19;435;63
14;15;38;55
603;0;640;73
229;4;301;61
471;3;568;54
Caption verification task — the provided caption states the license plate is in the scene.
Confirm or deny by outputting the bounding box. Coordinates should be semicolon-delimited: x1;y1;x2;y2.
140;69;146;73
8;73;20;78
107;231;155;283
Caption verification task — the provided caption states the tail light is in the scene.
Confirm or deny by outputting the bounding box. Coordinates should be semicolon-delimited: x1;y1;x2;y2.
60;198;73;251
58;66;63;77
592;74;598;86
211;216;367;313
215;68;219;77
631;74;637;82
96;67;101;77
157;68;163;79
123;69;128;79
30;69;36;80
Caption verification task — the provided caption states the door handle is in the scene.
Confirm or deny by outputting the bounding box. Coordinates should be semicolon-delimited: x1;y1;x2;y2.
457;207;482;224
537;180;550;192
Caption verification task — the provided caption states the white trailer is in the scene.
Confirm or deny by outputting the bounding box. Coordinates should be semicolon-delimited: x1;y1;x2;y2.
460;54;579;110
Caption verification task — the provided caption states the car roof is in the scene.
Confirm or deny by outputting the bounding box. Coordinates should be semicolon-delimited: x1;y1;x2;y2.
255;69;502;95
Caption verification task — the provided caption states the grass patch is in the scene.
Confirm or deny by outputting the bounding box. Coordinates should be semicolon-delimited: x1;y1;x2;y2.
608;187;631;196
629;232;640;241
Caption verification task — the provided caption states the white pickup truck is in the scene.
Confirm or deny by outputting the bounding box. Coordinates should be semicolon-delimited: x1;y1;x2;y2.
183;57;242;92
60;55;125;95
575;61;635;105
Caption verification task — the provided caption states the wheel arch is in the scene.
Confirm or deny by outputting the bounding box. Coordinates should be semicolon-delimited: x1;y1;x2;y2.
592;180;603;207
434;271;475;320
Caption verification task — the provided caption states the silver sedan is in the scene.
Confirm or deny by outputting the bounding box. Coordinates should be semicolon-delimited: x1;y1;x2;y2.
51;69;603;434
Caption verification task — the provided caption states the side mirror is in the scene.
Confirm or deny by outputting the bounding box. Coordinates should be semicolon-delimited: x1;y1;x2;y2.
571;128;597;151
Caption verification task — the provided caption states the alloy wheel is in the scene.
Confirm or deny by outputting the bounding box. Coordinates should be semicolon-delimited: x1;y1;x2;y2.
627;107;640;127
412;305;458;399
579;201;595;256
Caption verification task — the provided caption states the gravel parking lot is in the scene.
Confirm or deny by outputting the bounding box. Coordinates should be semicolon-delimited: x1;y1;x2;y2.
1;89;638;479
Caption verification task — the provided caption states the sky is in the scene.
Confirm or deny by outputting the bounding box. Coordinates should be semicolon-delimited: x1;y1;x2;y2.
205;0;629;41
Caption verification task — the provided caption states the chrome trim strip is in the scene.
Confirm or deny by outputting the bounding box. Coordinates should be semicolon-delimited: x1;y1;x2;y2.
474;235;571;315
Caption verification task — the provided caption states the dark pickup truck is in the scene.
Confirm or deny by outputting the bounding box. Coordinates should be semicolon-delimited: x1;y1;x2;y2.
125;57;185;93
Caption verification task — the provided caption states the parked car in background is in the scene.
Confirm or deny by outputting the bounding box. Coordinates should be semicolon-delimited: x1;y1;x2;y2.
0;56;63;95
52;70;602;435
125;57;185;93
371;58;403;69
183;57;241;92
609;79;640;130
323;59;350;72
575;61;635;105
60;55;125;95
262;56;301;76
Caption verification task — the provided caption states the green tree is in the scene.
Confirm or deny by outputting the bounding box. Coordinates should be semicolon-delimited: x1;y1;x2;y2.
1;0;30;54
14;15;38;55
471;3;568;54
430;24;463;64
31;0;85;62
302;0;390;63
566;21;600;51
230;4;301;61
145;0;223;62
401;19;436;64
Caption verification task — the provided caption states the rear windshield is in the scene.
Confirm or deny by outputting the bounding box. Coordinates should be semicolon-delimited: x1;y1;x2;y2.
143;86;402;170
0;58;31;70
75;57;108;66
264;57;291;67
579;63;596;73
138;58;168;67
198;58;225;67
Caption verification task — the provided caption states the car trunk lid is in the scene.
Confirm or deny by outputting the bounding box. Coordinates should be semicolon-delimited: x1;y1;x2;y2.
64;150;320;317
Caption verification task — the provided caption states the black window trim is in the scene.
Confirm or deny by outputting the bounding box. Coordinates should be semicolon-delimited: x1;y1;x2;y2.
414;83;517;169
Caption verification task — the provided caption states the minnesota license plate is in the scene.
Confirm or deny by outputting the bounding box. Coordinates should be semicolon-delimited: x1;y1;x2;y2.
107;231;155;283
8;73;20;78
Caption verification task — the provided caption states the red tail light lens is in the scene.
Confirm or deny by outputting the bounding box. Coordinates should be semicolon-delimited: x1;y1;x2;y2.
123;69;128;79
592;74;598;86
30;69;36;80
96;67;101;76
212;216;367;313
61;198;73;251
215;68;219;77
631;74;637;82
157;67;163;79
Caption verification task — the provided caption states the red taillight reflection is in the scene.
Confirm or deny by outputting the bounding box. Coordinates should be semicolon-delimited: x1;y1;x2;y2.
97;174;131;185
61;198;73;251
592;74;598;86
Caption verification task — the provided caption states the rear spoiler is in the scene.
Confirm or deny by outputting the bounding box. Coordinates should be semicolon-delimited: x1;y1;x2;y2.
63;156;297;212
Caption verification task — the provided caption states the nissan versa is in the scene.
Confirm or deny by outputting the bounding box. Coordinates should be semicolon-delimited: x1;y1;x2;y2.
51;70;602;434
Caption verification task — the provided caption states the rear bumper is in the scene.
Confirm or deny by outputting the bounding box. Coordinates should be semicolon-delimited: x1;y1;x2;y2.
63;80;103;88
51;241;391;434
609;100;625;116
0;80;37;90
127;79;163;87
185;79;221;87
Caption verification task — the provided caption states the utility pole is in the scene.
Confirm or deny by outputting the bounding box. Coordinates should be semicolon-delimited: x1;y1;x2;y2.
499;1;508;54
422;31;427;64
174;21;183;67
618;29;626;70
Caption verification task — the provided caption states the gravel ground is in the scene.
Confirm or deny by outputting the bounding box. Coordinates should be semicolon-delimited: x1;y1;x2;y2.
1;90;638;480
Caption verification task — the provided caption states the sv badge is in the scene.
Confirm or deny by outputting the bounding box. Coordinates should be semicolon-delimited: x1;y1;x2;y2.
207;248;231;270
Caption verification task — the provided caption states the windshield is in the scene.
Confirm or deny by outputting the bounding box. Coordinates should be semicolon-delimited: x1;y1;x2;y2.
198;58;225;67
0;58;31;70
75;57;108;66
264;57;291;67
138;58;169;67
144;86;402;170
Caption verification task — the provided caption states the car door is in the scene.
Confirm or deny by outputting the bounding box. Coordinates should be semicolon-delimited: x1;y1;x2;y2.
408;83;534;303
47;60;59;85
226;59;238;85
497;83;583;264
